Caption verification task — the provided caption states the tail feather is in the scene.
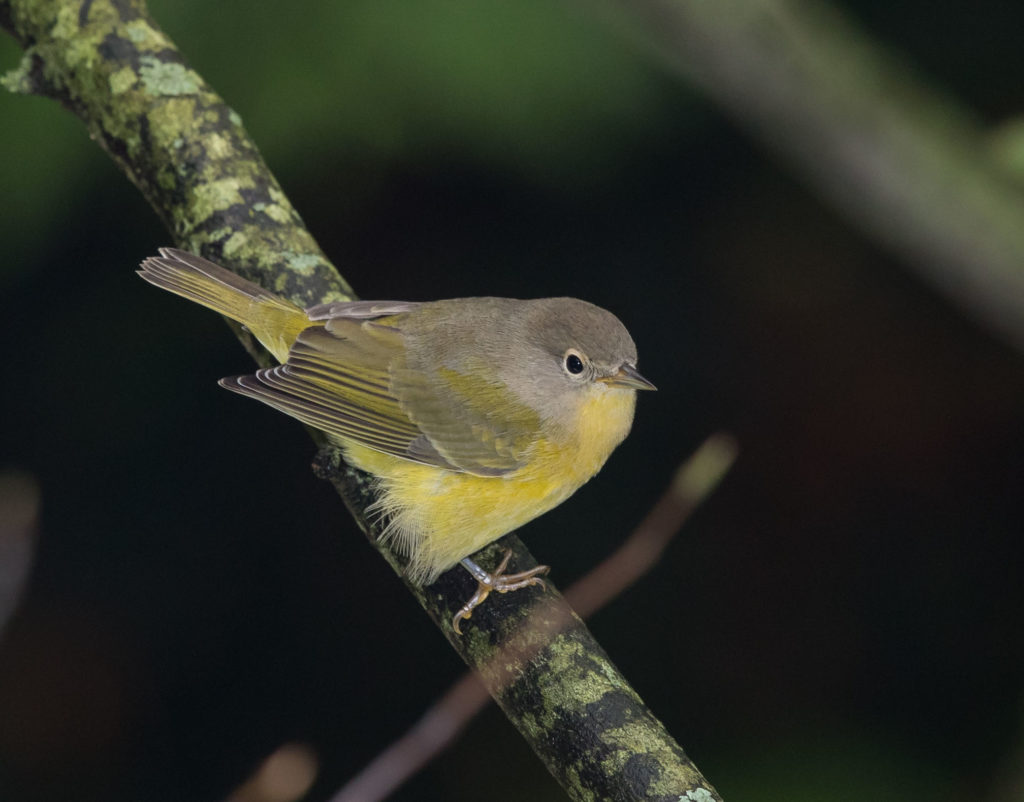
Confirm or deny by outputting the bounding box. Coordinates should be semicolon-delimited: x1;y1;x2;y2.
138;248;308;361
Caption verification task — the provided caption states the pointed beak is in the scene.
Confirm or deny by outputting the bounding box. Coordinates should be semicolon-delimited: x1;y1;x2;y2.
599;362;657;391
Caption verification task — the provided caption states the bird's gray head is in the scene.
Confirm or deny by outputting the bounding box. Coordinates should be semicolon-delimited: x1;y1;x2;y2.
504;298;655;416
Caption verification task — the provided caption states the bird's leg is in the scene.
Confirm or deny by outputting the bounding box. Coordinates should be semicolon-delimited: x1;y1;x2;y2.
451;550;550;634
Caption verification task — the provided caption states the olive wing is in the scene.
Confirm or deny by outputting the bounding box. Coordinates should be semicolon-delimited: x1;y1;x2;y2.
389;353;540;476
220;313;534;476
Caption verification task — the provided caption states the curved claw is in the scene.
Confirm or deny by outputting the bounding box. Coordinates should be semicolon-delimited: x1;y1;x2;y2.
451;550;550;634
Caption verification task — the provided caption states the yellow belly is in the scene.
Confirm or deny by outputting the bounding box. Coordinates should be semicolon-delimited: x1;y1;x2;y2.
344;386;636;583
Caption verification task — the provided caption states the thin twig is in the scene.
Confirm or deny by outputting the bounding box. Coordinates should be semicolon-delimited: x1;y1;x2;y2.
226;743;319;802
332;433;738;802
601;0;1024;351
0;470;40;640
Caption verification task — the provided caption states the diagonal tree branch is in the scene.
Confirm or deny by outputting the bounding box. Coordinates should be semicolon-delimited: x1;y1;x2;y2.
1;1;721;799
333;433;738;802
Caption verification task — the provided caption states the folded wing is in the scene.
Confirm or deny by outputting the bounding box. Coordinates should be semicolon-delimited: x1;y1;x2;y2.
221;309;537;476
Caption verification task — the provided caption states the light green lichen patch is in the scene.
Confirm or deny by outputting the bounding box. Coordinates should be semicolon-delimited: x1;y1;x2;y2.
149;98;201;150
542;640;612;707
192;177;248;218
202;107;226;127
199;228;233;246
52;3;84;41
260;202;294;225
460;625;494;665
222;231;252;257
564;767;595;802
268;185;291;206
203;132;234;160
62;36;101;74
51;6;110;74
1;52;35;94
285;252;322;274
124;19;164;47
139;56;200;97
600;720;656;764
109;65;136;95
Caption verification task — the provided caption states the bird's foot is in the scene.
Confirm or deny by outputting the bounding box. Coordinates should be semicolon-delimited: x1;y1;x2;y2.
452;551;549;634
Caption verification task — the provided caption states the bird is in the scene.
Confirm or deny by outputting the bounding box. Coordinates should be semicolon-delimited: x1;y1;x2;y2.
138;248;654;631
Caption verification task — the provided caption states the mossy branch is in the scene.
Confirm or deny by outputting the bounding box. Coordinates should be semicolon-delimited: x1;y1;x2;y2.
1;1;721;799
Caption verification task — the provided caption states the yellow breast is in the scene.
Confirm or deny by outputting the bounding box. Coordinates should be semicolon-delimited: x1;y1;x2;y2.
344;385;637;583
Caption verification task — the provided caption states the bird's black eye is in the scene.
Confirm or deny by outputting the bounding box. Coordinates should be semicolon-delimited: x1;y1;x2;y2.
565;352;585;374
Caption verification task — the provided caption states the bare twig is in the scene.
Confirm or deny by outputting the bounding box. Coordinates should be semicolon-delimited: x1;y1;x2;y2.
0;470;40;640
566;432;739;618
597;0;1024;350
226;743;318;802
333;433;738;802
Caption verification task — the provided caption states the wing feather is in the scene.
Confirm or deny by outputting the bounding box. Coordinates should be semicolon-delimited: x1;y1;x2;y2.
220;303;539;476
390;358;539;475
222;372;430;459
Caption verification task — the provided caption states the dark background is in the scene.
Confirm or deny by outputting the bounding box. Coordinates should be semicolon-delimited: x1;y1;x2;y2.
1;1;1023;800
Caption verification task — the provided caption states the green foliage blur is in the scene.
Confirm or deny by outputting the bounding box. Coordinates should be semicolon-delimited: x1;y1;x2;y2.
2;2;1024;801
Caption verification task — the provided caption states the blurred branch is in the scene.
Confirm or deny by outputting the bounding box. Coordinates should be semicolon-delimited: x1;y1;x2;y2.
1;1;721;798
566;432;738;618
0;471;39;639
598;0;1024;350
227;743;318;802
333;434;738;802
